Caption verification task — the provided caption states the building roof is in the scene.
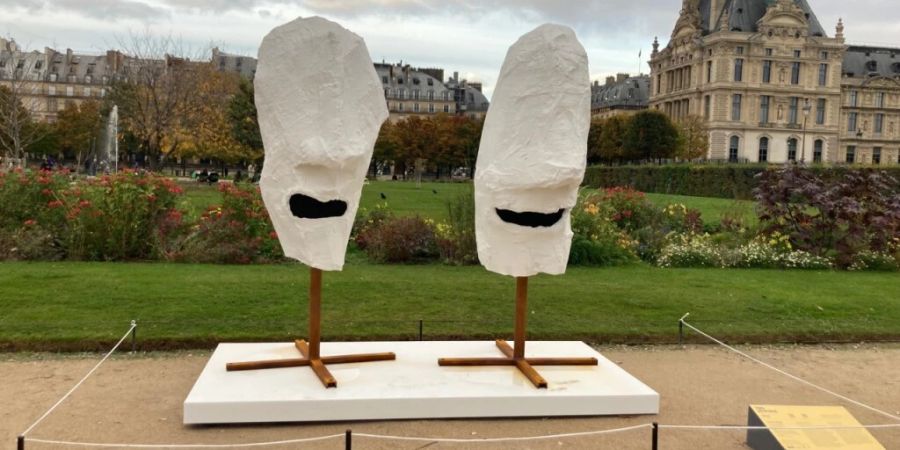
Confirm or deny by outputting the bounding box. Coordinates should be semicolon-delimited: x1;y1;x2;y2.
591;75;650;111
699;0;826;37
842;45;900;78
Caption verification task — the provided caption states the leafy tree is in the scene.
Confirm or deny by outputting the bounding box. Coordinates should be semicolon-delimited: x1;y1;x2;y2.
228;79;262;154
597;115;628;164
623;110;679;163
677;115;709;161
587;119;603;164
56;100;104;172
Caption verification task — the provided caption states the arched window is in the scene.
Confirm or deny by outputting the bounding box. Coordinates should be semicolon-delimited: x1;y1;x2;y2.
813;140;824;163
787;138;798;162
729;136;740;162
759;137;769;163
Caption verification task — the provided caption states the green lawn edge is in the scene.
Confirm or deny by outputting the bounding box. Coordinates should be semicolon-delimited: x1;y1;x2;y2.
1;261;898;351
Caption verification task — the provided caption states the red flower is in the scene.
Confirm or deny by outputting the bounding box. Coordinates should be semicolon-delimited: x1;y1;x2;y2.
79;200;92;208
23;219;37;226
48;200;63;208
269;231;278;240
41;189;52;196
623;210;633;218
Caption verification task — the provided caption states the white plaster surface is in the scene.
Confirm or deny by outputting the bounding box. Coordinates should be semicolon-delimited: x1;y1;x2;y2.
255;17;388;271
474;24;592;278
183;341;659;424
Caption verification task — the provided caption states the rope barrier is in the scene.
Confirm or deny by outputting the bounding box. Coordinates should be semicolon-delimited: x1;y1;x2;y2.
659;424;900;431
21;321;137;437
24;435;345;448
679;313;900;423
353;423;653;443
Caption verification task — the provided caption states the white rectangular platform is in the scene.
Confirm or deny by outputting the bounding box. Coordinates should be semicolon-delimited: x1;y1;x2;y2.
184;341;659;424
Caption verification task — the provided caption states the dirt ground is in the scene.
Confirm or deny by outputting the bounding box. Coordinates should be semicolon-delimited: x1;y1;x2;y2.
3;344;900;450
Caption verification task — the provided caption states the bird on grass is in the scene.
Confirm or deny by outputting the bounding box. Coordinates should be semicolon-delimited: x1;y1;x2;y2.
380;193;387;200
432;189;438;194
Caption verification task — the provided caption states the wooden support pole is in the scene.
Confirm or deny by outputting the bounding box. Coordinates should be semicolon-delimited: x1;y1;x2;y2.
514;277;528;359
309;267;322;360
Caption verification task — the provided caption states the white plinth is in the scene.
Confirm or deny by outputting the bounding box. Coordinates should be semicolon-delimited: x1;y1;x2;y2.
184;341;659;424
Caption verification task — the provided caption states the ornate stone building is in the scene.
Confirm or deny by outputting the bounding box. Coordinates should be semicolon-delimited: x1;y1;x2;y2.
591;73;651;120
375;62;489;122
650;0;899;165
0;38;128;122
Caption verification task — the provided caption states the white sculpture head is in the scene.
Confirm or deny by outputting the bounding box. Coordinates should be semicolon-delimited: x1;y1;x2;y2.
474;24;591;278
256;17;389;271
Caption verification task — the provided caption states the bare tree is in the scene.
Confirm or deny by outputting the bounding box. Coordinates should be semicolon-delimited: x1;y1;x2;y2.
0;41;51;169
109;30;207;170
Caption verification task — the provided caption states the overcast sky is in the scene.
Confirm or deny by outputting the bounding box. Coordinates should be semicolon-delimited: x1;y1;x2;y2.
3;0;900;98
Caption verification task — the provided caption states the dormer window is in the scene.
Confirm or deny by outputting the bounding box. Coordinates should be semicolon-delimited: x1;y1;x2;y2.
398;77;404;84
427;78;433;86
35;61;43;70
413;77;420;85
382;75;388;84
866;60;878;72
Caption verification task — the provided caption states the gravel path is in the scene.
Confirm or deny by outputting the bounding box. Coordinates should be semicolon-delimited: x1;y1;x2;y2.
4;344;899;449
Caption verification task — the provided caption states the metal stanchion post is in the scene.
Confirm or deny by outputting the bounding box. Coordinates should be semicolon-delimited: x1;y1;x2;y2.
652;422;659;450
345;429;352;450
17;435;24;450
418;319;424;341
678;320;684;345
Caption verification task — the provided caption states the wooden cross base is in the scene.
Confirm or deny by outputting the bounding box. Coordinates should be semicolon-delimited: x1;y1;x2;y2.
226;339;396;388
225;268;395;389
439;339;598;389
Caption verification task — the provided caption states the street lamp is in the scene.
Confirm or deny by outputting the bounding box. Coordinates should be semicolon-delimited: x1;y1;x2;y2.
801;98;812;163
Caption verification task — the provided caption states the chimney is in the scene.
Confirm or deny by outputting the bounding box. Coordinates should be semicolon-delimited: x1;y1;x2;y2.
617;73;629;83
453;71;459;82
470;82;482;93
605;76;616;86
593;80;599;87
66;48;73;63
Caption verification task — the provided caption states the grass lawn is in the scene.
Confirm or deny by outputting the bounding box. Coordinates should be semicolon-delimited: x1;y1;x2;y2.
644;193;757;226
180;180;756;224
1;261;897;351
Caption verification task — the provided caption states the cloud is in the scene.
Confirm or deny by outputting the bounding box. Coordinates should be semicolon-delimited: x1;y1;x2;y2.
8;0;169;20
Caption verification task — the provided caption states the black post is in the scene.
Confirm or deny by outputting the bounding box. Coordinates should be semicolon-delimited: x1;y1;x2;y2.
678;320;684;345
17;435;24;450
345;429;352;450
418;319;424;341
652;422;659;450
131;320;137;353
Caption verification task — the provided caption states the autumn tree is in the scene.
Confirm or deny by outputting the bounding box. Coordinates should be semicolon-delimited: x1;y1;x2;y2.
56;99;104;172
167;65;260;167
108;31;204;170
677;115;709;161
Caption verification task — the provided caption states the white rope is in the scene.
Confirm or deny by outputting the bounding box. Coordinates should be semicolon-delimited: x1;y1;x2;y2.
21;321;138;437
679;314;900;423
660;424;900;431
354;423;653;443
24;434;344;448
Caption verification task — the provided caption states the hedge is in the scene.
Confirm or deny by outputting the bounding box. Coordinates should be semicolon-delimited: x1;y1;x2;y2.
583;165;900;199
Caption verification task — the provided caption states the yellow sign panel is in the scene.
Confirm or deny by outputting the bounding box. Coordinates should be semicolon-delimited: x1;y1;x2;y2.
750;405;885;450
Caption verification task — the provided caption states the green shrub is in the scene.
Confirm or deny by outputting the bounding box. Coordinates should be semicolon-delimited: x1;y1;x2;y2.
363;216;439;263
583;164;900;199
175;183;282;264
438;188;478;265
569;191;637;266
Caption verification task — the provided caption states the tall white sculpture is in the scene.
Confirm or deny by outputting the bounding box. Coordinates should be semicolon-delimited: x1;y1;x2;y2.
227;17;395;388
439;24;596;389
256;16;389;271
474;24;591;278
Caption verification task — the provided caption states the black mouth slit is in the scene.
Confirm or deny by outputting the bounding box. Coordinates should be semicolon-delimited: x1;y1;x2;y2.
289;194;348;219
496;208;565;228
